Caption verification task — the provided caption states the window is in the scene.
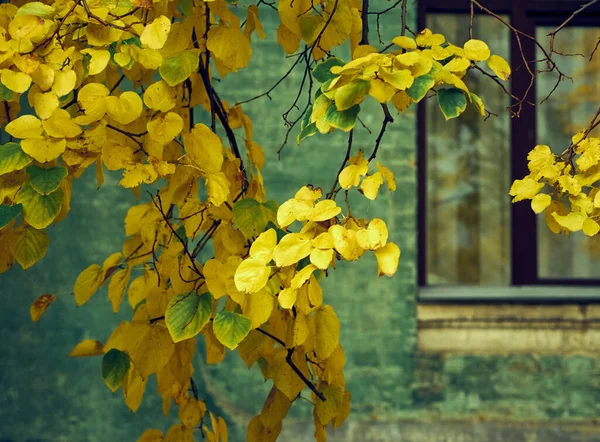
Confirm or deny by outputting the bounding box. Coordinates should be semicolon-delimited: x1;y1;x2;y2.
418;0;600;300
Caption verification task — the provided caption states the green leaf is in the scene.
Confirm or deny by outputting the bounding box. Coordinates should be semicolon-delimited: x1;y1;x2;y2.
15;2;56;17
0;83;12;101
26;165;68;195
233;198;278;239
213;310;252;350
102;349;130;392
10;225;49;270
178;0;193;16
406;74;434;102
470;92;485;116
159;50;201;87
324;104;360;132
334;79;370;111
297;109;317;144
0;204;22;229
165;292;212;343
437;88;468;120
0;142;32;176
312;57;345;83
15;182;64;229
297;122;317;144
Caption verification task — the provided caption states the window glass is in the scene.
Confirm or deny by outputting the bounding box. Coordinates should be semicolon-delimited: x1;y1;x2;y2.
536;26;600;279
426;14;511;285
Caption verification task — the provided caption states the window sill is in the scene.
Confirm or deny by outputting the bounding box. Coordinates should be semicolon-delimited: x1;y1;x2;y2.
417;287;600;355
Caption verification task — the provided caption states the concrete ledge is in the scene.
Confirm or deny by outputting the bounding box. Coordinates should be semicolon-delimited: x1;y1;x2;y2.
417;304;600;355
280;419;600;442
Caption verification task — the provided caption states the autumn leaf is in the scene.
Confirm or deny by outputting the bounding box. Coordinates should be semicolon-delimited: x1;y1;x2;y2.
30;294;56;322
69;339;104;357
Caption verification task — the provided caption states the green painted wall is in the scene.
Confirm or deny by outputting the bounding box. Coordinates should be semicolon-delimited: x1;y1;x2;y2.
1;2;599;442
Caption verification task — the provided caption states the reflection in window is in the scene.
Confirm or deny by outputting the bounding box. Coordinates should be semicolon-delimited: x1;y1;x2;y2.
536;26;600;279
426;14;511;285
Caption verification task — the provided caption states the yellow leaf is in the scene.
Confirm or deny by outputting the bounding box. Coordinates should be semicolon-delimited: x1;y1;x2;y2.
527;144;554;174
329;225;364;260
531;193;551;214
147;112;184;145
339;162;368;189
277;24;300;54
1;69;31;93
205;171;231;207
583;218;600;236
126;322;175;377
306;199;341;222
21;137;66;163
464;39;490;61
245;5;266;40
178;397;206;428
163;424;193;442
291;264;316;290
379;68;414;90
509;176;543;202
108;267;131;313
5;115;43;139
356;218;388;250
377;162;396;191
315;305;340;359
120;164;159;188
74;264;104;306
487;54;511;80
124;367;147;412
277;198;312;228
293;313;311;347
9;224;49;270
207;24;252;72
243;287;274;329
315;383;344;425
80;49;111;76
140;15;171;50
77;83;109;122
42;109;82;138
273;233;312;267
137;429;164;442
183;123;224;174
551;212;586;232
278;287;297;309
52;70;77;97
247;415;282;442
106;91;143;125
360;172;383;200
416;28;445;47
30;294;56;322
234;257;271;294
30;64;54;92
310;248;333;270
144;80;177;112
33;91;59;120
69;339;105;357
250;228;277;261
392;35;417;50
374;242;401;277
269;348;308;400
368;78;397;102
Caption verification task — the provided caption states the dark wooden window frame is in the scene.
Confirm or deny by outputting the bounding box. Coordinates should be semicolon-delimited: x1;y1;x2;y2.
417;0;600;299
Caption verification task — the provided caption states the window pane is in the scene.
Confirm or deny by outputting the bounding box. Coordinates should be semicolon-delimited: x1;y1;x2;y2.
536;26;600;279
426;14;511;285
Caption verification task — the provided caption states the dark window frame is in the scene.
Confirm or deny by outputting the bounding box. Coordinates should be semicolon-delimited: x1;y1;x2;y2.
417;0;600;299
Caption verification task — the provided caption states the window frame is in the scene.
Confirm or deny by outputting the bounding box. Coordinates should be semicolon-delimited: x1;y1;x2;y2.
417;0;600;300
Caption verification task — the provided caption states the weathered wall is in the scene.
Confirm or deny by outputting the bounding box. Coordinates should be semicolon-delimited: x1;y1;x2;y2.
1;2;600;442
